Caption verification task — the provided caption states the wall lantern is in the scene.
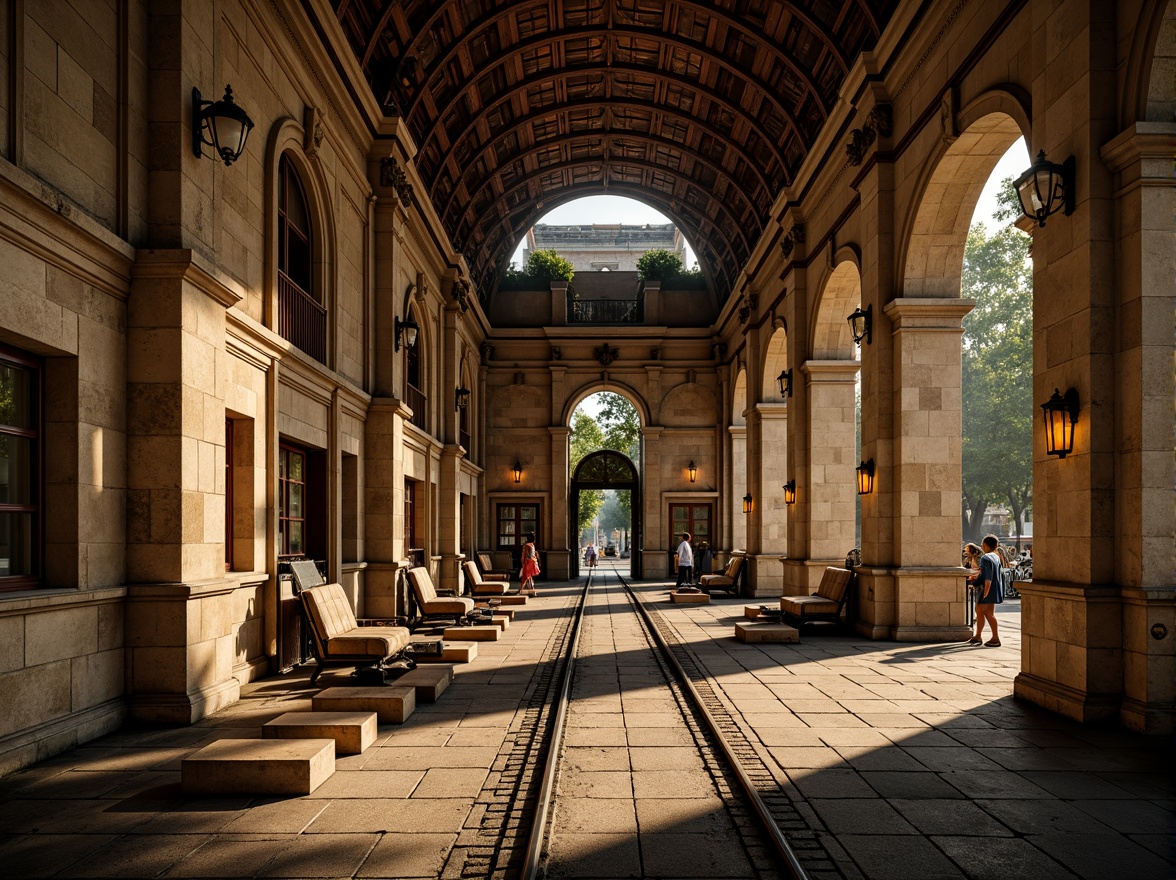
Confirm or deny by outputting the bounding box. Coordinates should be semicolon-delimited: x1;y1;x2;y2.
394;315;419;351
1041;387;1079;458
848;304;872;345
856;459;875;495
192;85;254;166
454;387;470;410
783;480;796;505
743;493;754;514
512;460;522;483
1014;150;1075;227
777;368;793;398
688;460;697;483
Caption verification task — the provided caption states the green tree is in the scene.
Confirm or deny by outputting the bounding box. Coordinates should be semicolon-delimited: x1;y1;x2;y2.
961;177;1034;546
636;248;684;280
570;410;604;535
596;393;640;522
523;248;574;283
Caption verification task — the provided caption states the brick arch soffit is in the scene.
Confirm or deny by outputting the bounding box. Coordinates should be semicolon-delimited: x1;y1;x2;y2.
263;117;338;333
897;90;1031;301
809;246;862;361
561;380;651;430
761;324;789;402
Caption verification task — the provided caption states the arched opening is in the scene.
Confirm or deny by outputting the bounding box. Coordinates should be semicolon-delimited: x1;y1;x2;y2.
806;259;862;568
568;391;643;578
404;304;426;433
730;369;748;551
570;451;641;580
760;326;790;553
277;154;327;364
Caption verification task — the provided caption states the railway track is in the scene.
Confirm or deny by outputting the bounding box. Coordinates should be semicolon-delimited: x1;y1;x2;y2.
514;565;820;880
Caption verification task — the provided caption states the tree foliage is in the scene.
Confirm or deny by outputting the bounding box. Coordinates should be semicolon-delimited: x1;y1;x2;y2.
960;177;1033;545
570;411;605;534
503;249;575;289
636;248;684;280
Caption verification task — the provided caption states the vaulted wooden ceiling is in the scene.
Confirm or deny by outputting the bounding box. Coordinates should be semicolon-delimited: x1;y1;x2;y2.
333;0;895;303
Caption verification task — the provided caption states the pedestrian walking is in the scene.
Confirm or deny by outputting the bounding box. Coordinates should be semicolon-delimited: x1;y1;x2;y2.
520;534;541;594
675;532;694;587
966;534;1003;646
584;543;597;568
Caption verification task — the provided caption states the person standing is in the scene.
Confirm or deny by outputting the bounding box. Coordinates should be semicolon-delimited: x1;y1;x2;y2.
675;532;694;587
520;534;541;594
967;534;1003;646
585;543;597;568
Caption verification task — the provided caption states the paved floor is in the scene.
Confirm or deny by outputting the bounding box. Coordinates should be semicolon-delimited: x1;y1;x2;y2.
0;567;1170;879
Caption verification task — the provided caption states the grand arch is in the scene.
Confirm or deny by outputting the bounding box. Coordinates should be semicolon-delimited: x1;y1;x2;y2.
569;451;642;579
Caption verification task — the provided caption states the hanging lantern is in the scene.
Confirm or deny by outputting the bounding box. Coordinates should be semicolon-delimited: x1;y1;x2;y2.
1041;388;1079;458
856;459;875;495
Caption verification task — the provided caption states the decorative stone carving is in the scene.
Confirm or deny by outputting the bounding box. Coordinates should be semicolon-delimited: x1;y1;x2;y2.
779;236;794;259
450;279;471;313
594;344;619;366
780;225;805;260
480;341;495;361
650;347;660;360
379;157;414;208
846;103;891;166
712;342;726;361
550;346;561;360
738;294;757;324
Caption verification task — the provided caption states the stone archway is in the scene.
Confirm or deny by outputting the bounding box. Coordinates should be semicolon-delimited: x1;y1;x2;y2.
570;451;641;579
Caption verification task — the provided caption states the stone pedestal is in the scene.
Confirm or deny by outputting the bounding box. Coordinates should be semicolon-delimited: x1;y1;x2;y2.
854;566;971;642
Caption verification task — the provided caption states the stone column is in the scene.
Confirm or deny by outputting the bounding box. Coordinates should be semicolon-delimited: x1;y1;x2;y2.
547;426;572;579
799;360;859;589
1016;123;1176;733
363;397;412;619
859;298;973;642
641;425;663;578
125;250;243;724
728;425;747;551
756;400;789;579
437;445;464;592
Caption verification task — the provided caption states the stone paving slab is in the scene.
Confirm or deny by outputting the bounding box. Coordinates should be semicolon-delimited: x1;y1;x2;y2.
0;569;1171;880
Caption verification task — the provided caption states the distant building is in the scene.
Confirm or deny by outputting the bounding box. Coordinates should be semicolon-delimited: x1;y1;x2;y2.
524;223;685;272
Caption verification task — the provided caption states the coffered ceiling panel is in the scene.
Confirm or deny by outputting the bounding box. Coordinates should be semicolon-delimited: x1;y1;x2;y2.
333;0;895;303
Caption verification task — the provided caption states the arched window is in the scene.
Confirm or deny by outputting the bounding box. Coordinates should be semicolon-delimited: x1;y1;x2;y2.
404;309;426;431
277;155;326;363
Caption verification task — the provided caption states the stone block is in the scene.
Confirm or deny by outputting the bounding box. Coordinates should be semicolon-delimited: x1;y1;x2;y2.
497;594;528;605
262;711;377;755
671;591;710;604
312;686;416;723
442;625;500;642
735;622;799;643
389;665;453;702
413;640;478;663
25;605;98;665
743;605;762;619
181;738;335;795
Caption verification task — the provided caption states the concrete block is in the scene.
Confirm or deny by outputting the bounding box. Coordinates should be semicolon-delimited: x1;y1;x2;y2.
735;622;799;643
181;738;335;795
389;665;453;702
312;686;416;723
671;591;710;604
443;625;500;642
262;711;377;755
498;595;528;605
744;605;763;619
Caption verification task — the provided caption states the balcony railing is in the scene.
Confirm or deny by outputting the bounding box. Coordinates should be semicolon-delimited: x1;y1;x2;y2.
406;383;427;432
278;274;327;363
568;296;643;324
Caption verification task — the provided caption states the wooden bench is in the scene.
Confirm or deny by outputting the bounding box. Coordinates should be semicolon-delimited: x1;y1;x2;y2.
406;566;475;626
300;582;413;686
779;566;853;627
462;560;509;596
700;551;746;594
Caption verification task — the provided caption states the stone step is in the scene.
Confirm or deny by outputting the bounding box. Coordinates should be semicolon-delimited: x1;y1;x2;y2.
744;604;763;619
390;665;454;702
312;685;416;723
735;622;799;643
262;711;377;755
476;606;517;619
671;591;710;604
443;624;500;642
182;738;334;795
498;595;528;606
471;583;509;595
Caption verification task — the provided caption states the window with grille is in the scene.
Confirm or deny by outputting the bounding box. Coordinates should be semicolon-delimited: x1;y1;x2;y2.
277;155;326;363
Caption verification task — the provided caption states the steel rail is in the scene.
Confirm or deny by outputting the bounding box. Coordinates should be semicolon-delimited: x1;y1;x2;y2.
616;570;810;880
519;566;593;880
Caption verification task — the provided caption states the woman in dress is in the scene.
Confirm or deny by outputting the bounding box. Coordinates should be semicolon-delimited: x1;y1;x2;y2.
520;534;541;594
966;535;1004;646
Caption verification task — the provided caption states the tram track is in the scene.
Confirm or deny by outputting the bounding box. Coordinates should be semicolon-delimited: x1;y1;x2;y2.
518;565;818;880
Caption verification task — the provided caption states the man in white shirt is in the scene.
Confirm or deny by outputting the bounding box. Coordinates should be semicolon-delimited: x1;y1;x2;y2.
675;532;694;587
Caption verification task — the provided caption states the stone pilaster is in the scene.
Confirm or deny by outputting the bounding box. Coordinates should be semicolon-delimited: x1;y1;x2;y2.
547;426;572;580
363;397;412;619
800;361;859;564
125;250;243;723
